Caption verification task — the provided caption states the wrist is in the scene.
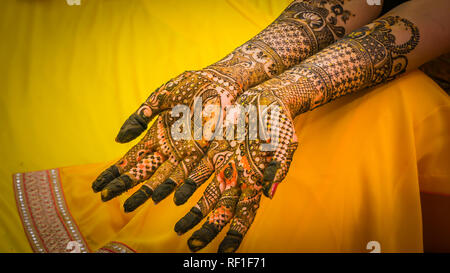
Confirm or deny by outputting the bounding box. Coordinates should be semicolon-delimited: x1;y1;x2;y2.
205;41;285;91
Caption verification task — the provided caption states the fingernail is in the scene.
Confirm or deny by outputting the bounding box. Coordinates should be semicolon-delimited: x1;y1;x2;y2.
268;182;279;199
101;189;112;202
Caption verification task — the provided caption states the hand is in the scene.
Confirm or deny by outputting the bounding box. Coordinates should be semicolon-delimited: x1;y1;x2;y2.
173;89;298;253
91;70;241;211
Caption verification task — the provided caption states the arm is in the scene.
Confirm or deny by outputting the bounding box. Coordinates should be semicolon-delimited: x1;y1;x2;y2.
270;0;450;118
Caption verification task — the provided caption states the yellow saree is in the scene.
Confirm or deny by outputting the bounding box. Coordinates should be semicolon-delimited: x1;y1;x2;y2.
0;0;449;253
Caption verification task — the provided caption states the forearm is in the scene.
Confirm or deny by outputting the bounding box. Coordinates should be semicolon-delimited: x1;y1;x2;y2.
258;0;450;117
205;0;381;93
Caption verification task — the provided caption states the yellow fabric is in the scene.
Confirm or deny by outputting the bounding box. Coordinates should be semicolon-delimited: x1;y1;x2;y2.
0;0;449;253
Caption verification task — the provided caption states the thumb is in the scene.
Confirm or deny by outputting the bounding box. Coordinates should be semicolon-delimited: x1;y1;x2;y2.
116;88;165;143
262;141;298;199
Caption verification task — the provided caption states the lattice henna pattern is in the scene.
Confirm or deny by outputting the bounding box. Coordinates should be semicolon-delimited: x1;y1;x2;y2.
265;16;420;117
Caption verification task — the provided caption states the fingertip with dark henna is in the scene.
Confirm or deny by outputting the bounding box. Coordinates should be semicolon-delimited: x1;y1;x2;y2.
173;179;197;206
100;175;133;202
91;165;120;193
123;186;153;213
174;207;203;235
218;230;243;253
262;160;280;197
187;223;219;252
152;178;177;203
115;113;148;143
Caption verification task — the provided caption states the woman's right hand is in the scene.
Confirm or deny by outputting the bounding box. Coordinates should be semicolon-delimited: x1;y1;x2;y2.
91;69;241;211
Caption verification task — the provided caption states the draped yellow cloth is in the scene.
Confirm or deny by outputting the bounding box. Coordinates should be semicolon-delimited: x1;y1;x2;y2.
0;0;449;253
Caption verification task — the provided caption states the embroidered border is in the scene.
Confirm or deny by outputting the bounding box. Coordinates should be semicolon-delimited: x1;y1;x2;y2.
96;241;136;253
13;169;90;253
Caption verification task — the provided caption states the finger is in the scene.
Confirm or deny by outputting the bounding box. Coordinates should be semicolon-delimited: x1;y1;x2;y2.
172;140;231;205
115;97;157;143
116;71;196;143
152;151;204;204
262;112;297;198
173;156;214;206
91;165;120;193
218;187;262;253
92;123;159;193
123;158;178;212
262;140;298;199
174;176;221;236
187;161;240;252
151;163;186;204
101;151;165;202
187;186;241;252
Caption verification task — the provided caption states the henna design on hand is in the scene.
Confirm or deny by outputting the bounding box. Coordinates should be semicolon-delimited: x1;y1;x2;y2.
93;0;356;209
